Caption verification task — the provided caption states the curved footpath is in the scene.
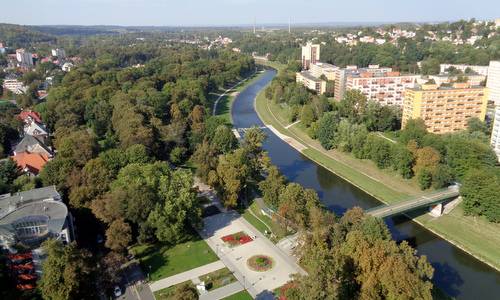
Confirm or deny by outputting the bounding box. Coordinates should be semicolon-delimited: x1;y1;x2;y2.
231;68;500;299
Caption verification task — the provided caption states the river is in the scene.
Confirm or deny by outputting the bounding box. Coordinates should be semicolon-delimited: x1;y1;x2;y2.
231;69;500;299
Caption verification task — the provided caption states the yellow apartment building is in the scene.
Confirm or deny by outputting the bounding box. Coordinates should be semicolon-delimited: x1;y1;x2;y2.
402;83;488;134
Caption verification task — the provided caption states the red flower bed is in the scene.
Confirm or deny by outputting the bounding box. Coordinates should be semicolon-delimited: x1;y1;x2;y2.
221;231;253;247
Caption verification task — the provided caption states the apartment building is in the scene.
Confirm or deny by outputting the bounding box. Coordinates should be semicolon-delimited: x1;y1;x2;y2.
301;42;320;70
309;62;338;81
296;71;327;95
491;106;500;161
439;64;489;76
486;61;500;105
334;65;393;101
15;48;33;66
345;71;420;106
402;83;488;134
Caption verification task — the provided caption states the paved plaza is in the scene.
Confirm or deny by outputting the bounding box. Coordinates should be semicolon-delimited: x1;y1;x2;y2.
200;211;306;299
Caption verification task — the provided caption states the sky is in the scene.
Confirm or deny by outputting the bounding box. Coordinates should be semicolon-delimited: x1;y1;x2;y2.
0;0;499;26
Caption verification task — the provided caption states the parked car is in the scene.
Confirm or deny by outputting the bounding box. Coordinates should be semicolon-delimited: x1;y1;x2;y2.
113;286;122;297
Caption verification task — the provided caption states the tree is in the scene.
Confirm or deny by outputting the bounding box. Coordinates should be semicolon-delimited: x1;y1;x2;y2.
417;168;433;190
432;165;454;189
259;166;286;209
211;148;250;207
105;218;132;252
0;158;21;191
39;239;96;300
191;140;218;183
413;146;441;176
461;167;500;222
317;112;340;150
101;252;126;289
147;169;201;243
467;117;490;136
420;57;440;75
68;157;114;208
12;174;39;192
54;128;98;167
211;125;237;154
338;90;367;122
400;119;428;145
39;157;76;191
300;105;315;127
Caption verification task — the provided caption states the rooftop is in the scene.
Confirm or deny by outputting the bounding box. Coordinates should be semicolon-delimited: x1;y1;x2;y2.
0;186;61;217
298;71;323;82
410;83;485;91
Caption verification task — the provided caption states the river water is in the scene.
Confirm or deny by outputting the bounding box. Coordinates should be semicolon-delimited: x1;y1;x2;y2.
231;69;500;299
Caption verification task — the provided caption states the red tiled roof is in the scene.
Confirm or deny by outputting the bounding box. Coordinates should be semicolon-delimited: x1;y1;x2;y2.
18;110;42;123
11;152;49;175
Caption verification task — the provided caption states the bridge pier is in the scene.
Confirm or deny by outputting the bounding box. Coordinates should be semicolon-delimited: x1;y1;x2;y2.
429;203;443;217
428;196;462;218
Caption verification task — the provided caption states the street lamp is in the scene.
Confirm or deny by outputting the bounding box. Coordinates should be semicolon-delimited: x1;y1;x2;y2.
242;275;246;289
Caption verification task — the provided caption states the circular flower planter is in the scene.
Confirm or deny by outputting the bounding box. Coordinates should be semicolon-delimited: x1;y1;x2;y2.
247;255;274;272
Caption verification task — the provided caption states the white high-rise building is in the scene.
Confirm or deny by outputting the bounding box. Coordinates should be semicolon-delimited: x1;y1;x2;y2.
301;42;320;70
487;61;500;106
15;48;33;66
491;106;500;161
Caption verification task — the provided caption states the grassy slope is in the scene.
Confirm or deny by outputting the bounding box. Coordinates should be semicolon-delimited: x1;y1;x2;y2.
254;65;500;270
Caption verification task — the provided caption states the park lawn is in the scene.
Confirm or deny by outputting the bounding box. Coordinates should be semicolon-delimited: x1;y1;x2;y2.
222;290;253;300
153;280;193;300
242;207;269;236
242;202;290;243
199;267;237;290
130;235;218;281
415;206;500;270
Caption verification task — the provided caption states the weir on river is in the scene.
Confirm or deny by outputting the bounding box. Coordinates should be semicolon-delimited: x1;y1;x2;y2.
231;69;500;299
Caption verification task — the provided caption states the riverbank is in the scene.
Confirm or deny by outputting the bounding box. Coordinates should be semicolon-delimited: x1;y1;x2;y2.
253;68;500;271
211;70;264;124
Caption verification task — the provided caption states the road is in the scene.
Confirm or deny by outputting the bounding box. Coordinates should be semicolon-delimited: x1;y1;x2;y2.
117;262;155;300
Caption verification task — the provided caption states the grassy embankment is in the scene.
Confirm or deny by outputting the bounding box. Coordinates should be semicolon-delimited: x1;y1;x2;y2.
254;61;500;271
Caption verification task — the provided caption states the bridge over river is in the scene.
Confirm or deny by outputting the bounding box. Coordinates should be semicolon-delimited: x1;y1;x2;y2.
366;185;460;218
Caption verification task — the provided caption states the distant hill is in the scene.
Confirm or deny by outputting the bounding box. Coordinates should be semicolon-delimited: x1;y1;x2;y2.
0;23;56;49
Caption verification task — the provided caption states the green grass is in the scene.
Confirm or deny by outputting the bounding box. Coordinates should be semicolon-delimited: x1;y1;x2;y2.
414;206;500;270
199;267;237;291
153;281;193;300
129;235;218;281
256;60;287;72
222;290;253;300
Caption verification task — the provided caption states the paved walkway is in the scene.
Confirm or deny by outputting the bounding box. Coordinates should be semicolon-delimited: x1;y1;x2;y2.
200;211;306;299
199;282;244;300
149;261;225;292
